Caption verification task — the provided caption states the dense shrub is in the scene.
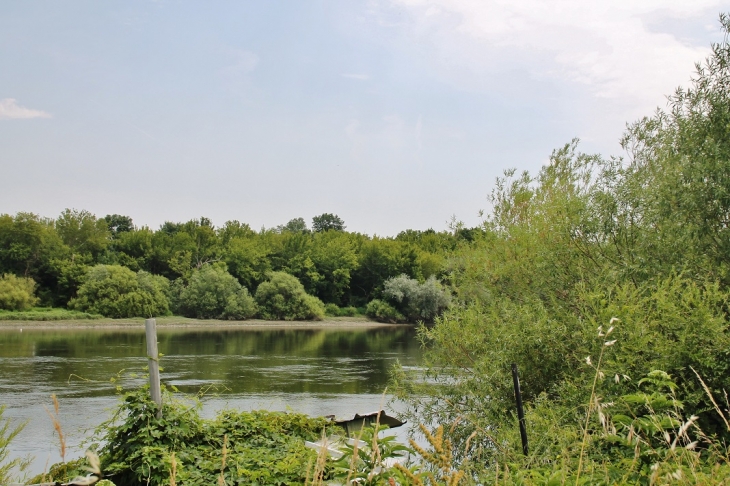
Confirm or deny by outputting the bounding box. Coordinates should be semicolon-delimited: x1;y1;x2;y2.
36;387;337;486
324;303;359;317
173;264;256;320
365;299;404;323
0;274;39;311
375;274;451;323
69;265;170;318
255;271;325;320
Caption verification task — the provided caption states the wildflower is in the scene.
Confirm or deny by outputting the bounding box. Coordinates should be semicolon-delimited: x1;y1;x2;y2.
585;356;592;366
604;340;616;347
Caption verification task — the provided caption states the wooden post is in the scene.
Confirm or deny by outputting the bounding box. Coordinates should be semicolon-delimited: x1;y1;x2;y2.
511;363;528;455
145;318;162;418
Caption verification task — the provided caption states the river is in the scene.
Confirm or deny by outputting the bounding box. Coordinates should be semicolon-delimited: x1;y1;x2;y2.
0;323;422;478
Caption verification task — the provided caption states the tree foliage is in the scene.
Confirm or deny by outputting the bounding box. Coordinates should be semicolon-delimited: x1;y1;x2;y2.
312;213;345;232
0;273;39;311
172;264;256;320
69;264;170;318
370;274;451;323
392;14;730;471
255;271;325;320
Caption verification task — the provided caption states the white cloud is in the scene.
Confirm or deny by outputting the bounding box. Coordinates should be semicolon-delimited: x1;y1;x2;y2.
0;98;52;120
383;0;722;115
341;73;371;80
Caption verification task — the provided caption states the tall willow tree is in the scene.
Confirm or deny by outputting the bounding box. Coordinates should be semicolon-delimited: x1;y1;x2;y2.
392;13;730;467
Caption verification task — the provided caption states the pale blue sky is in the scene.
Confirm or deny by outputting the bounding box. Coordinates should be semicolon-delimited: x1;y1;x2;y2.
0;1;724;235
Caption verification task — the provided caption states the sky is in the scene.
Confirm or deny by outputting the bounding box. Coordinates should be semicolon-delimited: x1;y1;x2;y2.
0;1;725;236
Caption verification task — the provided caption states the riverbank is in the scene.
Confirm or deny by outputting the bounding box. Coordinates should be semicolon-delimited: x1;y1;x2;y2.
0;315;410;330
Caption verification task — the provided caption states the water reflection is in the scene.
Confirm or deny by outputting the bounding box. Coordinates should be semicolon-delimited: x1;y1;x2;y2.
0;325;421;476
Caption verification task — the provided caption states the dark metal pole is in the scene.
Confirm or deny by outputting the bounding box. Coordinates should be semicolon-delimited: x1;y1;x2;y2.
511;363;528;455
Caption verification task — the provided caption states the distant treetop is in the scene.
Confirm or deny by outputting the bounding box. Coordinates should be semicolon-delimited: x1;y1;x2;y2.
312;213;345;232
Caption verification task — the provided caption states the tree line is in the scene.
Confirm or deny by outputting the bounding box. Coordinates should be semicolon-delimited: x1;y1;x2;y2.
0;210;462;320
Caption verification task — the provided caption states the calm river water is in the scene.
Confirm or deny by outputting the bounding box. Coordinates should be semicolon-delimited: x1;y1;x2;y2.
0;324;422;477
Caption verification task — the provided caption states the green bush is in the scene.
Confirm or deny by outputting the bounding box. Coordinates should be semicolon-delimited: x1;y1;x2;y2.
324;302;340;316
380;274;451;323
365;299;404;323
69;265;170;318
255;271;325;320
324;303;359;317
38;387;336;486
0;307;102;320
0;274;39;311
172;264;256;320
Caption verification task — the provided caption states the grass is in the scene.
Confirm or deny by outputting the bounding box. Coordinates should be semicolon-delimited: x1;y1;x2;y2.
0;307;102;321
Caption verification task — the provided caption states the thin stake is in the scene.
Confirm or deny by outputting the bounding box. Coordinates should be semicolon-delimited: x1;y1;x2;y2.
146;318;162;418
511;363;528;456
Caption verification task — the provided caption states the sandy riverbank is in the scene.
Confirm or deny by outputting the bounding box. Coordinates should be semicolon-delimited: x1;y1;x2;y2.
0;315;410;330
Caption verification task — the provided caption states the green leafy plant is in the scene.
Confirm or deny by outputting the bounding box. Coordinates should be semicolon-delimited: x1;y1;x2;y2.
172;264;256;320
255;271;325;320
0;273;39;311
83;386;337;486
69;264;170;318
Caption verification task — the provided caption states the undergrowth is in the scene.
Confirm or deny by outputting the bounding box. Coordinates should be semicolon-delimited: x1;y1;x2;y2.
0;307;103;321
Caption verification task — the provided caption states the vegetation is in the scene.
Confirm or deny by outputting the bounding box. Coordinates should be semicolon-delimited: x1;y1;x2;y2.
0;307;102;320
365;275;450;323
69;265;170;318
255;271;326;320
391;13;730;484
0;405;29;484
29;387;338;486
172;264;257;320
0;274;39;311
6;11;730;486
0;211;459;320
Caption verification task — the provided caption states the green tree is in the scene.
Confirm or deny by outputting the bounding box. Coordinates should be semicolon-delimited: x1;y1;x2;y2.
312;213;345;232
173;264;256;320
392;16;730;466
69;265;170;318
223;236;272;291
0;274;39;311
55;209;109;257
277;217;310;233
309;231;359;305
103;214;134;238
255;271;325;320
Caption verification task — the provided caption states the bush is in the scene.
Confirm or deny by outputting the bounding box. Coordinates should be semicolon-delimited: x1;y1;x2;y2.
380;274;451;323
324;303;359;317
365;299;404;323
69;265;170;318
0;274;39;311
37;387;336;486
324;302;340;316
173;264;256;320
255;271;325;320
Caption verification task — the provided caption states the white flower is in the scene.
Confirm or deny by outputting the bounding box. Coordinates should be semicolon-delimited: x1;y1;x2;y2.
604;340;617;347
585;356;592;365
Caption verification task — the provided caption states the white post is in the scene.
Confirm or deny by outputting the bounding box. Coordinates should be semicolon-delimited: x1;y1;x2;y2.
145;318;162;418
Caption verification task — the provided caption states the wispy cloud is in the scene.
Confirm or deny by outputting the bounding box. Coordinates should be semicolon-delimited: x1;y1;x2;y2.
341;73;371;80
383;0;722;116
0;98;52;120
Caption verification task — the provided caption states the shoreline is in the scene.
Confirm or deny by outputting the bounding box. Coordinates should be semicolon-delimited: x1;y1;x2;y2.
0;315;411;330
